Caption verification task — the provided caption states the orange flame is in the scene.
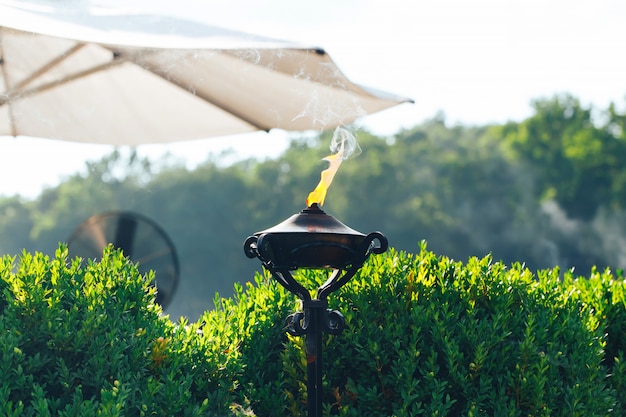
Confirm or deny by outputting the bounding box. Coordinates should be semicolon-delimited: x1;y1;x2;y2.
306;142;345;207
306;128;360;207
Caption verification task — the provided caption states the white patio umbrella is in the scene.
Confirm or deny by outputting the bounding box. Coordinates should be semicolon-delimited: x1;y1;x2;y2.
0;0;412;145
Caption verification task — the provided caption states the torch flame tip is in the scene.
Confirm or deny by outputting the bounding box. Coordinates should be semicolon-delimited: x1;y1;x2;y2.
305;127;357;207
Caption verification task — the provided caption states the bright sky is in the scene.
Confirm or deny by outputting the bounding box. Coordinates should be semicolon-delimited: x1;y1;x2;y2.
2;0;626;198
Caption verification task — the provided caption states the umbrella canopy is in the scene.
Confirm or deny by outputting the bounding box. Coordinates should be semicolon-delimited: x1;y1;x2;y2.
0;0;412;145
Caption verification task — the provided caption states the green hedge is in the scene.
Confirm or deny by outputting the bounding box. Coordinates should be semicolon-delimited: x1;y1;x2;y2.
0;246;251;416
222;243;625;416
1;243;625;416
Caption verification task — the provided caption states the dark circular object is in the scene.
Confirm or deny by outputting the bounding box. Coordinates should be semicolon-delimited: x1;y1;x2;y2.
244;204;388;269
67;211;179;308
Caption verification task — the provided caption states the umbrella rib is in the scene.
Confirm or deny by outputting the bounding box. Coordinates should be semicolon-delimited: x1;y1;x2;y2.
189;86;270;131
14;43;86;91
0;53;128;106
0;28;17;136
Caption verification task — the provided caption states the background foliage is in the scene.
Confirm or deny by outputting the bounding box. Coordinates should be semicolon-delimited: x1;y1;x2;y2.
3;93;626;320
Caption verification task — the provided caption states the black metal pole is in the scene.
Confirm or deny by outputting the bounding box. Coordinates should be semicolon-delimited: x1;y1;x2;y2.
304;299;326;417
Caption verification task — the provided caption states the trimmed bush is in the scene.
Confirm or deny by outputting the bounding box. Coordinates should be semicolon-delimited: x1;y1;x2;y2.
567;266;626;414
205;242;624;416
0;245;251;416
2;242;625;416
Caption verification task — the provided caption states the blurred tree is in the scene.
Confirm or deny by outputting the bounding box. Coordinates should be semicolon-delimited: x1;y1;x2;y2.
500;94;626;220
28;149;150;254
329;118;539;268
0;196;34;255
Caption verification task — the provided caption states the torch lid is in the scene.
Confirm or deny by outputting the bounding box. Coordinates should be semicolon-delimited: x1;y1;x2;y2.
255;204;364;236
